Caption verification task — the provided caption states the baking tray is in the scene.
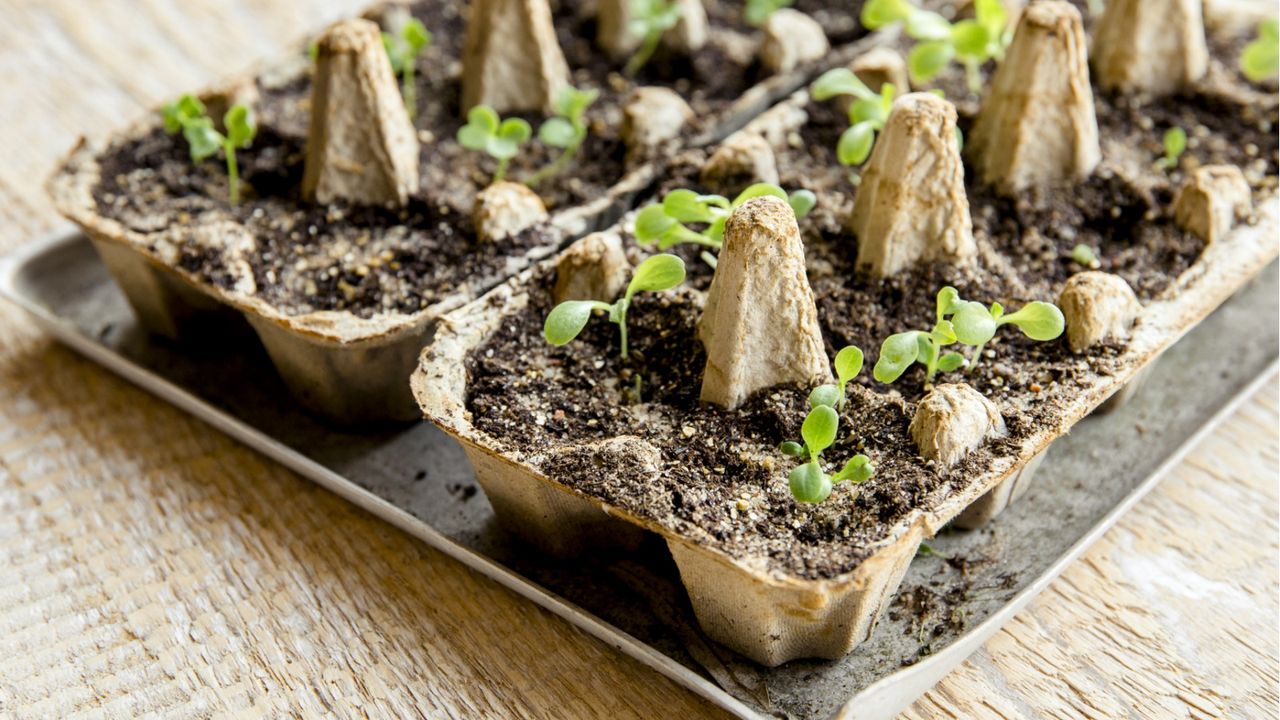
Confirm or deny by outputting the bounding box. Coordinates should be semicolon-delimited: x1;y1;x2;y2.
2;229;1276;720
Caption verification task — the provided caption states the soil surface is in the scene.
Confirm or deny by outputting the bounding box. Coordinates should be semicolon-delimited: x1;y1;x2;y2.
463;34;1278;579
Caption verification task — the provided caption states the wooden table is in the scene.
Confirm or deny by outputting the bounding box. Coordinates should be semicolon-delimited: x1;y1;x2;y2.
0;1;1275;717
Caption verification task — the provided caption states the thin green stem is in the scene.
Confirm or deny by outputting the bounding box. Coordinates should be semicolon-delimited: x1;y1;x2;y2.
526;140;581;187
494;157;509;184
625;32;662;75
964;60;983;96
617;301;630;359
225;143;240;205
403;65;417;120
967;341;987;373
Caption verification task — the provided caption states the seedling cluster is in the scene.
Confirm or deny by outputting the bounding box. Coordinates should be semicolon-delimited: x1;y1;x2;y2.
457;106;533;183
382;18;433;119
626;0;684;75
543;253;686;359
778;346;874;504
162;94;257;205
861;0;1011;93
874;286;1064;385
1240;18;1279;82
635;183;816;253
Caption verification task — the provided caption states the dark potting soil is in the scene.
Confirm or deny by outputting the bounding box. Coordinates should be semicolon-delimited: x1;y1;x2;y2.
463;37;1277;580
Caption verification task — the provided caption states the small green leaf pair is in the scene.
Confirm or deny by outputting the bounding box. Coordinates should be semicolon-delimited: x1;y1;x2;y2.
811;69;901;166
625;0;684;75
744;0;793;26
527;86;600;186
457;106;533;184
162;94;257;205
806;346;865;410
1156;126;1187;172
382;18;432;119
873;286;1064;385
634;183;817;256
1240;18;1279;83
543;254;686;360
778;348;874;504
862;0;1011;94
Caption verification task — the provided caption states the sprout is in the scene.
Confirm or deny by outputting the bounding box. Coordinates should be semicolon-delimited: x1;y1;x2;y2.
162;94;257;205
528;85;600;186
383;18;433;119
1155;126;1187;171
873;286;1065;385
1070;243;1099;269
861;0;1011;94
807;345;865;410
544;253;686;359
778;386;874;504
457;106;533;184
626;0;684;75
634;183;816;256
745;0;794;26
811;69;899;166
1240;18;1279;83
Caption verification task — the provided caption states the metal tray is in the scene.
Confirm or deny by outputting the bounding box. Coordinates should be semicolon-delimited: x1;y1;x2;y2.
2;230;1276;720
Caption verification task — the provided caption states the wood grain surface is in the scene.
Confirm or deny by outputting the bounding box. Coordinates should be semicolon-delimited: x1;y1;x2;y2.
0;1;1276;718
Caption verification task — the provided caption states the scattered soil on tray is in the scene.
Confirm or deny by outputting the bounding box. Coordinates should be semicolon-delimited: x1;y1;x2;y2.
463;40;1276;579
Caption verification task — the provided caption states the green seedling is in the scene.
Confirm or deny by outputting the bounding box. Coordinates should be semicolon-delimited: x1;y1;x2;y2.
807;346;865;410
528;85;600;186
778;387;874;504
745;0;793;26
861;0;1011;94
544;253;686;359
811;69;899;166
162;94;257;205
1156;126;1187;171
626;0;683;75
457;105;532;183
1070;243;1098;269
383;18;432;119
1240;18;1279;82
873;286;1065;385
634;183;816;254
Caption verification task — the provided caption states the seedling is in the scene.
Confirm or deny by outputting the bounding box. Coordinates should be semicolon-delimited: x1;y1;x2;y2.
162;94;257;205
625;0;683;75
634;183;816;253
1070;243;1099;269
873;286;1065;385
872;287;968;385
778;387;874;504
1240;18;1279;83
457;105;532;183
811;69;898;166
383;18;432;119
543;253;686;359
807;346;865;410
745;0;793;26
528;85;600;186
861;0;1011;94
1155;126;1187;171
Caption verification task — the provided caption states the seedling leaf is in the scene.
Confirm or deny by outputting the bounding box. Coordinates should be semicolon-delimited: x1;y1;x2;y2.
544;301;609;345
951;301;997;346
833;454;874;484
789;462;831;503
834;346;864;385
809;384;842;409
801;405;839;454
998;301;1065;341
626;254;686;296
837;122;876;165
874;331;922;383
